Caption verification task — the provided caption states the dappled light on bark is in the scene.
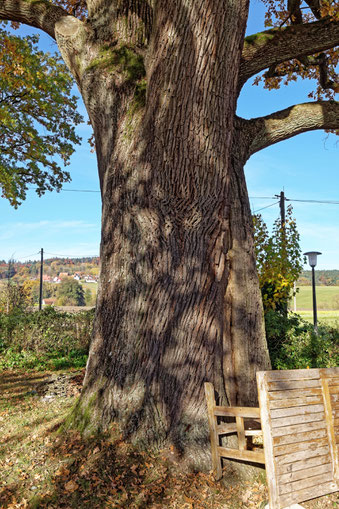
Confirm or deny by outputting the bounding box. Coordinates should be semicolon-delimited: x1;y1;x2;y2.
0;0;338;473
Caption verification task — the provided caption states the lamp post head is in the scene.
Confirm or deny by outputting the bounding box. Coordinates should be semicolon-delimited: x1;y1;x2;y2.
304;251;322;268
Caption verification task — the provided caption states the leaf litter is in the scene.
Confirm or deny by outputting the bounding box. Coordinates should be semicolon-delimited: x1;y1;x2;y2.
0;369;338;508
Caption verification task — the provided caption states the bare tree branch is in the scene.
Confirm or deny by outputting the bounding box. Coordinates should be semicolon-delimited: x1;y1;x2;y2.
239;18;339;89
0;0;72;39
238;101;339;157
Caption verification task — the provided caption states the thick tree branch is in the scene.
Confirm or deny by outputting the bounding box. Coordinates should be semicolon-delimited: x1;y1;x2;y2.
0;0;72;39
239;101;339;156
239;18;339;88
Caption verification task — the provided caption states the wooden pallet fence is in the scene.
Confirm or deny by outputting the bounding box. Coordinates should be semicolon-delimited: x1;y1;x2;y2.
204;382;265;480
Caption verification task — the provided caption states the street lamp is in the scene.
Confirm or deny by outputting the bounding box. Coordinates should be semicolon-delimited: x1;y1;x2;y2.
304;251;322;332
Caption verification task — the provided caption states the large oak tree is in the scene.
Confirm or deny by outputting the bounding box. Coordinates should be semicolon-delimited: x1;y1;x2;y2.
1;0;338;469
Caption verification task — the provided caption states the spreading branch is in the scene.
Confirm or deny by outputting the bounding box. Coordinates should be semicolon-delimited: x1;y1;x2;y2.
0;0;71;39
265;51;339;92
239;101;339;156
239;18;339;89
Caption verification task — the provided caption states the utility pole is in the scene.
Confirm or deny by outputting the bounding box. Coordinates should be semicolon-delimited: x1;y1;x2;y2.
39;248;44;311
6;259;12;314
275;191;288;314
279;191;285;227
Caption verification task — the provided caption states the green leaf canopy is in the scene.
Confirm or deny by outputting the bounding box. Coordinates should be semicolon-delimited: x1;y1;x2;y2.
0;28;83;207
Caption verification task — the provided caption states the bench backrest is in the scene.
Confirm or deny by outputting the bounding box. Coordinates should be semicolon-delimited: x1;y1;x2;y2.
257;367;339;509
205;367;339;509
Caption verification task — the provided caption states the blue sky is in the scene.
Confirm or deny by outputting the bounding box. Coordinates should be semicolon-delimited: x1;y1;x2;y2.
1;0;338;269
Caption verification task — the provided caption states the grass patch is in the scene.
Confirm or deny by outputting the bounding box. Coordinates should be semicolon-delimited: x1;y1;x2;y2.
0;348;88;371
82;282;98;296
0;307;93;371
294;286;339;310
296;310;339;325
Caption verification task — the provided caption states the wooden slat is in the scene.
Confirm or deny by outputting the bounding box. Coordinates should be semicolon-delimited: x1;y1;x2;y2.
269;388;322;400
245;429;263;437
270;403;324;419
217;446;265;464
213;406;260;418
275;440;329;463
257;371;279;508
278;462;332;485
321;377;339;480
216;424;237;435
280;480;338;508
271;419;326;437
276;452;331;476
268;379;321;391
204;382;222;480
279;471;333;495
319;368;339;378
269;396;322;409
264;368;320;382
273;428;327;447
236;416;246;451
271;411;324;428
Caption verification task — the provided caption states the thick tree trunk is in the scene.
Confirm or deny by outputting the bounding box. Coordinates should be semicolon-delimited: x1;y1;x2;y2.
65;0;270;471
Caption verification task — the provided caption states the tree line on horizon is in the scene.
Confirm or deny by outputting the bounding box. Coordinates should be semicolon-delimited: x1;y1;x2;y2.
0;257;100;281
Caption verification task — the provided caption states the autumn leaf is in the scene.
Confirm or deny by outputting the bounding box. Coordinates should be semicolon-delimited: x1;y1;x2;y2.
64;480;78;492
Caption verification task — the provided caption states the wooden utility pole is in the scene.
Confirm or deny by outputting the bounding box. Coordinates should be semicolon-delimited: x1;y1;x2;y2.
6;259;12;314
278;191;287;315
39;248;44;311
279;191;286;246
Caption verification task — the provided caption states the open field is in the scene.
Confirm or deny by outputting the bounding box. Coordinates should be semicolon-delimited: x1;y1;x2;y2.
294;285;339;310
82;282;98;295
296;310;339;325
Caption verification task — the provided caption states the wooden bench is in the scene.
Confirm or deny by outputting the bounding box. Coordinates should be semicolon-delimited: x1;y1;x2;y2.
205;367;339;509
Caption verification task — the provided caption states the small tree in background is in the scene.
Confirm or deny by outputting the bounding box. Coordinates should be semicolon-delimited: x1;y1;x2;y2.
253;205;304;314
56;278;85;307
84;288;95;307
0;281;27;314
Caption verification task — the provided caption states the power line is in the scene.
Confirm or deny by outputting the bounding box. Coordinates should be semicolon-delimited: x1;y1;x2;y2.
249;196;275;200
58;189;100;193
27;188;339;203
44;252;99;258
253;201;279;213
12;251;41;261
287;198;339;205
28;186;100;193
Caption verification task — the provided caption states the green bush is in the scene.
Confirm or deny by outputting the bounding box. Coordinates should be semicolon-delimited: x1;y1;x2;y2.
265;310;339;369
0;307;94;370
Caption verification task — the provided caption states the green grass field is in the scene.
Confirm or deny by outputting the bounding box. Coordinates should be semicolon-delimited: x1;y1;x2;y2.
291;286;339;324
81;281;98;295
294;286;339;310
295;310;339;325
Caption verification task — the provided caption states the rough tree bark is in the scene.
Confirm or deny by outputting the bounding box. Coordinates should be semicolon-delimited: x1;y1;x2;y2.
0;0;338;473
76;0;270;470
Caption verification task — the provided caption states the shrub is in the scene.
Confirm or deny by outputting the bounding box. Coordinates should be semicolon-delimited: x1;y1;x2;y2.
0;307;94;370
265;310;339;369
